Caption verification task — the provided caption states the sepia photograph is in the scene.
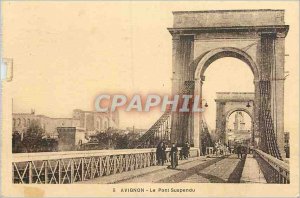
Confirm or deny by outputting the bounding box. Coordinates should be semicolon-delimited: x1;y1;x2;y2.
0;1;299;197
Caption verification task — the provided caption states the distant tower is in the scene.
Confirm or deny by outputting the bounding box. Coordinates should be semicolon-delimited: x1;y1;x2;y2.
234;112;245;131
111;110;119;128
239;112;245;130
233;112;239;130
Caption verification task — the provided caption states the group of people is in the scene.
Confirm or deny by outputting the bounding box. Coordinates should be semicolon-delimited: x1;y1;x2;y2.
207;141;253;159
234;144;249;159
156;141;190;169
212;142;229;156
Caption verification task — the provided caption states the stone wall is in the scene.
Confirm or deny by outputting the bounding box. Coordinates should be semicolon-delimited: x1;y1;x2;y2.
173;10;284;28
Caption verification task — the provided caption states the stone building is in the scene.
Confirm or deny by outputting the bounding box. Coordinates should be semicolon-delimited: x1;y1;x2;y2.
233;112;246;131
72;109;119;133
12;109;119;140
13;111;79;138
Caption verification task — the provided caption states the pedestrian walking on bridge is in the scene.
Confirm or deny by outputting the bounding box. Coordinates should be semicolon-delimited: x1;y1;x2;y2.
170;143;178;169
236;145;242;159
156;141;166;165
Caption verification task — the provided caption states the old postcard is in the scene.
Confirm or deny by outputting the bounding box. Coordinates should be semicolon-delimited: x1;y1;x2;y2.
0;1;299;197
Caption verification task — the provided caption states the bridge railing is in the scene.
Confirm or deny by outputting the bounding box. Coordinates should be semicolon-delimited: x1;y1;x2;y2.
12;148;199;184
254;149;289;184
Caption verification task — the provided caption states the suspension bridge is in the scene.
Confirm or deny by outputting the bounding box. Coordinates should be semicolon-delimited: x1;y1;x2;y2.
12;9;290;184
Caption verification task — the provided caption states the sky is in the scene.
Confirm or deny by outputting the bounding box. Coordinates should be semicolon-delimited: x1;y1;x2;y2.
2;2;299;133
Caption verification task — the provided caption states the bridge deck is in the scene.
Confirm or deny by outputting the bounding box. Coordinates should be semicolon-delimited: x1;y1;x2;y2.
80;156;228;184
79;155;267;183
12;149;288;184
240;154;267;183
78;157;201;184
182;155;245;183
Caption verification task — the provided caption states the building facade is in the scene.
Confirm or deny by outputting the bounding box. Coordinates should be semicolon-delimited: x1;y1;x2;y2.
12;109;119;140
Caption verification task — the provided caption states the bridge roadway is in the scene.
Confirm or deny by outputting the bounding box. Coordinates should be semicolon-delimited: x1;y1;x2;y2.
79;154;263;184
12;148;287;184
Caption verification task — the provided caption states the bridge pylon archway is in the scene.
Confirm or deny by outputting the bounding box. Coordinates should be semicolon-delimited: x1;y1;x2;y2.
214;92;254;145
169;10;289;158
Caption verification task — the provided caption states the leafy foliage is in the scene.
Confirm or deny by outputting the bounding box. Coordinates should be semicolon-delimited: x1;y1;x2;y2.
22;120;44;152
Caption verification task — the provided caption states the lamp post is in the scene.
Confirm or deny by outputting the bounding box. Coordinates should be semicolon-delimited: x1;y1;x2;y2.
201;99;209;108
246;101;251;108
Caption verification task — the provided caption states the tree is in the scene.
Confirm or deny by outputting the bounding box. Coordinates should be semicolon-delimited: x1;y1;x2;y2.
115;134;130;149
40;138;58;152
12;131;22;153
22;120;44;152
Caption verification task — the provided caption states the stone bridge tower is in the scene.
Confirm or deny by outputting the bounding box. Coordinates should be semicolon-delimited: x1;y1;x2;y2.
169;10;289;155
215;92;254;144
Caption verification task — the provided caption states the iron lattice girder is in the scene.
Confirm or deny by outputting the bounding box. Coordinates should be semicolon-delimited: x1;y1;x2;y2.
259;81;282;160
134;81;195;148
